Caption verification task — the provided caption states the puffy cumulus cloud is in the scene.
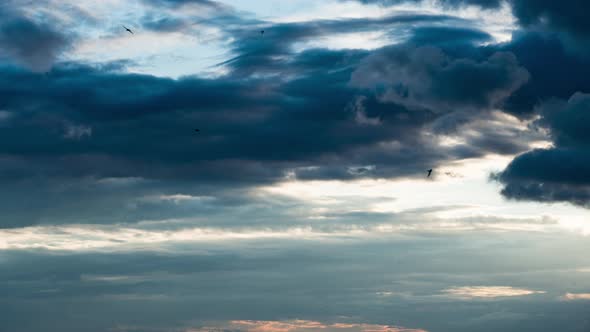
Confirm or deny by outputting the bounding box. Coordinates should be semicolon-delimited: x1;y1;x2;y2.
350;45;529;113
442;286;546;299
496;93;590;207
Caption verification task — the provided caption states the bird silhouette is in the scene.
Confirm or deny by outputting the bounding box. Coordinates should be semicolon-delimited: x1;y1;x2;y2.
260;30;265;36
194;129;200;133
427;169;433;177
123;26;134;34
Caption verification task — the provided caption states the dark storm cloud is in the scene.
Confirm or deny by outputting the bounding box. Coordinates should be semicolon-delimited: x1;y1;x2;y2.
539;93;590;147
489;33;590;208
0;7;72;72
0;11;543;226
501;32;590;116
349;44;529;113
0;60;441;226
496;93;590;206
134;0;590;209
338;2;590;208
510;0;590;38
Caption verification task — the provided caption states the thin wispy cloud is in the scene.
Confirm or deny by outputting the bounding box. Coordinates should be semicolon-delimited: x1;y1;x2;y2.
442;286;546;299
561;293;590;301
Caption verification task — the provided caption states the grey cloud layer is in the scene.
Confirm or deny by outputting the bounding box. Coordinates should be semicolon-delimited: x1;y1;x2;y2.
1;229;589;332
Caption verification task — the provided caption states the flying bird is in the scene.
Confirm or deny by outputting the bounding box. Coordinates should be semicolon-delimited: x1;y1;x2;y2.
427;169;433;178
194;129;200;133
260;30;265;36
123;26;134;34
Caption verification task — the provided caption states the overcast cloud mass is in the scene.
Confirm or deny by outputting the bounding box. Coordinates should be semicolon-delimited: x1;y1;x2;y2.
0;0;589;331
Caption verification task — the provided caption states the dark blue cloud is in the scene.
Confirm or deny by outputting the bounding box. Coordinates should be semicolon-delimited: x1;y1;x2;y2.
408;26;492;47
350;45;529;113
0;7;72;71
500;32;590;116
496;93;590;206
511;0;590;38
0;10;545;226
221;13;462;77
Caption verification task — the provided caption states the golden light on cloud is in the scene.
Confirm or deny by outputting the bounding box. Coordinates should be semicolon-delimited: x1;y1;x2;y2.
442;286;545;299
189;320;427;332
561;293;590;301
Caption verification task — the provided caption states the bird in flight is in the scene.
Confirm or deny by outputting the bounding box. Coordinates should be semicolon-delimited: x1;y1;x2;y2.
123;26;134;34
260;30;265;36
194;129;200;133
427;169;433;177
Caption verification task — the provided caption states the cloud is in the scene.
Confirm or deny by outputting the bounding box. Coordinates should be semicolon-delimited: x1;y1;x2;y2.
408;26;492;46
561;293;590;301
0;199;561;251
0;13;71;72
496;93;590;207
1;227;589;332
510;0;590;39
350;0;590;40
350;45;529;113
64;124;92;140
142;0;227;9
442;286;546;299
0;26;539;227
221;13;460;77
347;0;503;9
192;320;427;332
500;32;590;116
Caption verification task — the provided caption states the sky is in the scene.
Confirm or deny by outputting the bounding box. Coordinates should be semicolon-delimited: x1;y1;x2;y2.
1;0;590;331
